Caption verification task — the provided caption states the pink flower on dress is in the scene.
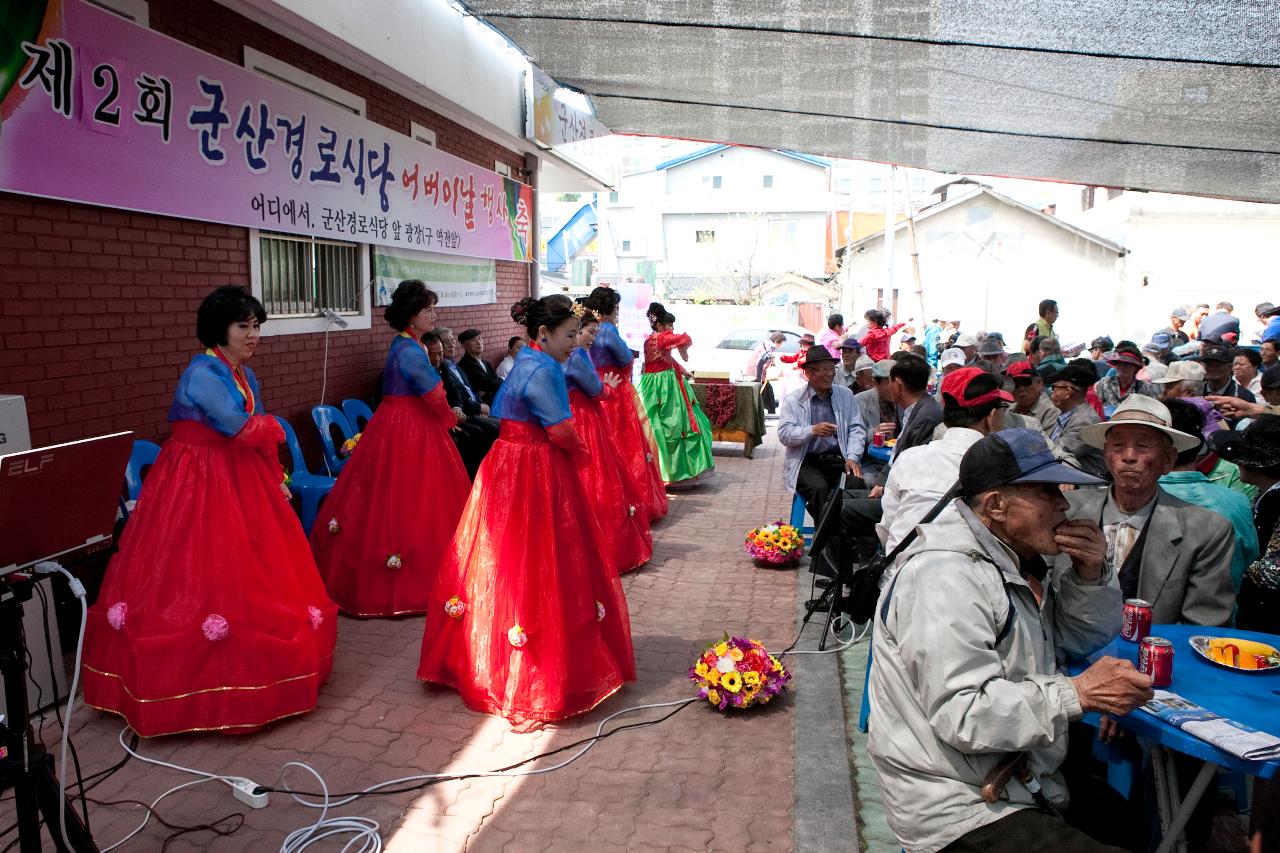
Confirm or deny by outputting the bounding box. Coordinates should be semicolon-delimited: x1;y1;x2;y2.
106;602;127;630
386;554;402;570
307;606;324;630
327;518;340;534
507;624;528;648
596;601;606;622
202;614;229;642
444;596;466;618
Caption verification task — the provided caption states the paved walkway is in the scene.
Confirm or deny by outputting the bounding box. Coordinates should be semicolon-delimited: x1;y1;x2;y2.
51;434;818;851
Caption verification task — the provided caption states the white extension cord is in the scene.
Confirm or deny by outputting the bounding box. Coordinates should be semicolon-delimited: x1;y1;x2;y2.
105;697;696;852
33;560;88;853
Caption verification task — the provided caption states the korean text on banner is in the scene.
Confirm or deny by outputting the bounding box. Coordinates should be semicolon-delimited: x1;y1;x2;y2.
373;247;496;309
0;0;534;263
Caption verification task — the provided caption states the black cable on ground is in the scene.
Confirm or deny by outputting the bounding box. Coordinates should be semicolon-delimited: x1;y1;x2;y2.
86;796;244;852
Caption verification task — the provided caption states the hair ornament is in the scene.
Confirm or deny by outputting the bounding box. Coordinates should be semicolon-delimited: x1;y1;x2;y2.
570;302;588;319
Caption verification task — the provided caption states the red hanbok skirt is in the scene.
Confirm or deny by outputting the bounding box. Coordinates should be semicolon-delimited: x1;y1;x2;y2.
570;388;652;574
310;394;470;616
81;421;337;737
417;419;635;725
597;366;668;522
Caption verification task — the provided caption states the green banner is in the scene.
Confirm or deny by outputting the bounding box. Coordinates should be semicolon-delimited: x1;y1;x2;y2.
373;245;497;307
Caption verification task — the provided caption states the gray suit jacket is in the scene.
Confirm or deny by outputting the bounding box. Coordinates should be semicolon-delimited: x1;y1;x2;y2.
1052;403;1106;478
894;394;943;458
1059;487;1235;627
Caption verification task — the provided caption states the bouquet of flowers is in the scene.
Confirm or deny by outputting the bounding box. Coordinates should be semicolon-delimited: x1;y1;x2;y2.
689;634;790;711
340;432;362;458
744;522;803;566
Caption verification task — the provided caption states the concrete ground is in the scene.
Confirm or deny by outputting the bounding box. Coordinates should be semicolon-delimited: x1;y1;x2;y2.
24;430;867;852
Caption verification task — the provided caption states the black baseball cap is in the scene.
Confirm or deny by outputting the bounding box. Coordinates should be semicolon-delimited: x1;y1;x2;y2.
1198;344;1234;363
1047;363;1096;390
1090;336;1114;351
457;329;482;343
960;429;1105;496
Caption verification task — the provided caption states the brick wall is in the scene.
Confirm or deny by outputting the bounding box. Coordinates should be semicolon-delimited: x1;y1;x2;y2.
0;0;531;459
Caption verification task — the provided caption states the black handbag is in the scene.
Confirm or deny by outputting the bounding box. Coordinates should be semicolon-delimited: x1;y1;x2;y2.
846;482;962;624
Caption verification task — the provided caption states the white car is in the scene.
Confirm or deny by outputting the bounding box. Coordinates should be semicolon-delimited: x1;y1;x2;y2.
685;324;815;381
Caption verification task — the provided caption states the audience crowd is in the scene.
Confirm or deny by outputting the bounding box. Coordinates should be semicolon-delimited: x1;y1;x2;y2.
776;299;1280;852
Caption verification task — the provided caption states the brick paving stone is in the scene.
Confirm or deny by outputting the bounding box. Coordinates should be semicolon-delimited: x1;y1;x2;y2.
45;434;800;850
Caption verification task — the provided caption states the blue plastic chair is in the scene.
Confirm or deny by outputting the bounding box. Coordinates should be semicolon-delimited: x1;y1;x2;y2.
790;493;816;546
341;398;374;434
125;439;161;502
311;405;356;476
275;415;335;534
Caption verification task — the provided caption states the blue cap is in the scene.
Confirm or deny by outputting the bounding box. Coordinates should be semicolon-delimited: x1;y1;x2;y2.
959;428;1105;495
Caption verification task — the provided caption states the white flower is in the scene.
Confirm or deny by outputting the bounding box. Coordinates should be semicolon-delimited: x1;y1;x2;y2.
716;655;736;674
508;624;528;648
386;554;402;570
327;518;340;534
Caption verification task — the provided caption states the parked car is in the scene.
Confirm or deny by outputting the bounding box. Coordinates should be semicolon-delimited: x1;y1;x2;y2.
684;324;814;380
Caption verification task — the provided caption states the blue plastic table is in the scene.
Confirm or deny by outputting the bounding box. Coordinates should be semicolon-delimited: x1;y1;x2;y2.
1074;623;1280;853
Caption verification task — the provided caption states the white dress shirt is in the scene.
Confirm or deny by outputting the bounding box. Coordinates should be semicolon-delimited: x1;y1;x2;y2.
876;427;985;553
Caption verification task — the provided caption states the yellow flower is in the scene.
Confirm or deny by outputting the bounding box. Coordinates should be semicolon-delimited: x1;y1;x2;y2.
706;669;720;686
714;642;728;657
694;662;710;678
729;647;744;662
743;671;761;688
706;689;720;705
721;671;743;693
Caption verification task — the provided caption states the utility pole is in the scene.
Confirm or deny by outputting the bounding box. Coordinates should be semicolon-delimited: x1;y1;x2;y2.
901;168;925;325
883;164;896;315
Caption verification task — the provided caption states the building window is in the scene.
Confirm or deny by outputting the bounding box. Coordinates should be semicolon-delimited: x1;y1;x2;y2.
762;175;773;189
88;0;149;25
621;240;632;252
1081;186;1096;211
257;231;364;318
703;175;722;189
695;230;716;244
835;176;853;193
869;177;884;194
242;50;370;335
609;191;620;203
410;122;437;147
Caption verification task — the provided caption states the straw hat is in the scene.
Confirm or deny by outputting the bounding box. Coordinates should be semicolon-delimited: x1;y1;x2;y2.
1080;395;1201;452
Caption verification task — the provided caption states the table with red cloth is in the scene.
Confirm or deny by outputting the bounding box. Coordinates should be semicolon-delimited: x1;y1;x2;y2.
691;381;764;458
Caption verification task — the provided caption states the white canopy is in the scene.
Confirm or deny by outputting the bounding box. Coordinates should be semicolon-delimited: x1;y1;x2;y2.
469;1;1280;201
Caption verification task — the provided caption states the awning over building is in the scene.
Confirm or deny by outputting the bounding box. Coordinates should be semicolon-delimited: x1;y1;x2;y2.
468;1;1280;202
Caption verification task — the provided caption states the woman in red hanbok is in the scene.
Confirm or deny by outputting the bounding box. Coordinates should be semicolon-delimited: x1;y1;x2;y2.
586;286;668;522
310;280;470;616
567;308;652;574
418;295;634;727
82;286;337;736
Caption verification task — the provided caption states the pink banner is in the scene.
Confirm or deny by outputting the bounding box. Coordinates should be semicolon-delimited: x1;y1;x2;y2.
0;0;534;262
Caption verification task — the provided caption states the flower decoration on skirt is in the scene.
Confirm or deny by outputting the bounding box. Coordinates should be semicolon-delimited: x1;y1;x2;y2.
689;634;790;712
339;432;362;459
595;601;606;622
744;522;804;566
327;518;341;535
202;613;230;642
106;602;127;630
445;596;467;619
507;624;528;648
307;605;324;630
386;554;402;570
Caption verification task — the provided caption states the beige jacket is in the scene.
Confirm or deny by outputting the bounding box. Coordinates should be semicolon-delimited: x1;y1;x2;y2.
868;502;1121;852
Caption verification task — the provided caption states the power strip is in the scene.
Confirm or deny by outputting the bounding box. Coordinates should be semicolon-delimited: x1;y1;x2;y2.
229;777;269;809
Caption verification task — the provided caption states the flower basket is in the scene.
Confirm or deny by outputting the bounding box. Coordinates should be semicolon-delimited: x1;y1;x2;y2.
744;522;803;566
689;634;791;711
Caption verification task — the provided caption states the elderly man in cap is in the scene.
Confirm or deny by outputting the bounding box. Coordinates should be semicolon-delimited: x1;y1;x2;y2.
1092;344;1156;416
1047;363;1107;478
1152;359;1205;401
1200;343;1256;403
1059;395;1235;626
835;338;863;389
974;335;1008;374
1158;306;1192;349
870;428;1152;853
938;347;967;378
778;346;866;529
953;332;979;365
1209;363;1280;420
855;359;900;487
1007;360;1057;434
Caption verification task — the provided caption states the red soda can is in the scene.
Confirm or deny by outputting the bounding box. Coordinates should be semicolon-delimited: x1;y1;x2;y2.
1121;598;1153;642
1139;636;1174;687
873;432;885;447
